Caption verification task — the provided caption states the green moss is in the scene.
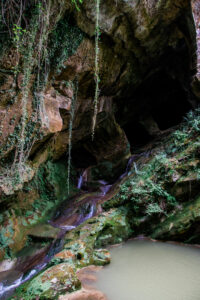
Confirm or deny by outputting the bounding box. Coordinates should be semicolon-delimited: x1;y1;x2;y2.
151;195;200;240
49;14;84;74
0;157;78;258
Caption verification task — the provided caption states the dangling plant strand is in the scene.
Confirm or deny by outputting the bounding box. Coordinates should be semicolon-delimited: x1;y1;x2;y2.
71;0;83;11
67;78;78;195
35;0;51;129
92;0;100;140
13;2;51;178
16;17;39;176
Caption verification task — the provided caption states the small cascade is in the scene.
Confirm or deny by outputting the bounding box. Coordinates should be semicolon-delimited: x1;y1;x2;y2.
77;173;83;189
100;184;112;196
0;273;23;300
85;203;96;220
60;225;76;231
98;180;108;185
0;261;49;300
77;169;88;189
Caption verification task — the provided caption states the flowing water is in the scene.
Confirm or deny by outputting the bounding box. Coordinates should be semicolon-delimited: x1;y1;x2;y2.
0;154;172;299
0;155;135;300
92;239;200;300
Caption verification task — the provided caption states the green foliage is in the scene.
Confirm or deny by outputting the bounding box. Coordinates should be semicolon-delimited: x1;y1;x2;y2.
0;228;14;249
13;24;27;44
146;203;164;215
166;108;200;155
48;16;84;74
71;0;83;11
185;108;200;133
118;175;177;216
115;108;200;219
11;3;46;179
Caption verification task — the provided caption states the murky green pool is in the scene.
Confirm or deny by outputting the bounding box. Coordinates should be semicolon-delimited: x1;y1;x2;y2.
93;239;200;300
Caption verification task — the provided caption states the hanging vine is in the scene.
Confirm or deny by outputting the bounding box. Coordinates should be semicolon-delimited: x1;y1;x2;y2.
67;78;78;195
16;19;39;176
71;0;83;11
92;0;100;140
0;1;52;183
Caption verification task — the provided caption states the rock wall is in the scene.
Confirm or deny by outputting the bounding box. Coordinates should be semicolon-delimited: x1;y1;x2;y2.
0;0;198;187
0;0;199;259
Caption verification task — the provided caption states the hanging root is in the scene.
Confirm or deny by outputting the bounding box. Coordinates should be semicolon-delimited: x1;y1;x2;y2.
92;0;100;140
67;78;78;195
11;1;51;179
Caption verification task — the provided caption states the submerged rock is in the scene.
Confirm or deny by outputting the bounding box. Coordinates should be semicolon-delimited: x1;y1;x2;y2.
59;288;107;300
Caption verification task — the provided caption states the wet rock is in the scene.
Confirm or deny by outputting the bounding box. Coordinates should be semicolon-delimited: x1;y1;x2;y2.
76;265;103;287
41;87;71;134
55;249;76;261
28;224;61;240
151;195;200;241
171;171;200;201
0;259;16;273
18;263;81;299
59;288;107;300
64;208;132;252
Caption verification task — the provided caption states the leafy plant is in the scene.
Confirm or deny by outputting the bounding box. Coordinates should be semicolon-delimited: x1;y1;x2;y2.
71;0;83;11
146;203;164;215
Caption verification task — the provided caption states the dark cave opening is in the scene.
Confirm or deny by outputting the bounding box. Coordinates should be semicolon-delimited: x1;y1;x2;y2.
145;72;192;131
117;71;193;150
122;122;153;150
71;145;97;169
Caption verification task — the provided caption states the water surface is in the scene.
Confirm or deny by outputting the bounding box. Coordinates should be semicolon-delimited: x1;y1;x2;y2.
93;239;200;300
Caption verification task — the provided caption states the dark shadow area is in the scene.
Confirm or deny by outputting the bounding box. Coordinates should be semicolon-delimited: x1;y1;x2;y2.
145;72;192;130
116;70;193;150
71;145;97;169
122;121;152;149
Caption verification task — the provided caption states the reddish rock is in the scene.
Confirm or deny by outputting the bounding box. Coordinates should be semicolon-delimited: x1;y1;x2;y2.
59;288;107;300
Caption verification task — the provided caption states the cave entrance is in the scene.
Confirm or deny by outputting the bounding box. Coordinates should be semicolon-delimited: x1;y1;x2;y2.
71;145;97;169
118;71;193;151
146;72;192;130
122;121;153;150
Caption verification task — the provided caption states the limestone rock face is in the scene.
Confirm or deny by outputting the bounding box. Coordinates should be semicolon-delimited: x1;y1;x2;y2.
0;0;199;262
0;0;197;184
41;88;71;134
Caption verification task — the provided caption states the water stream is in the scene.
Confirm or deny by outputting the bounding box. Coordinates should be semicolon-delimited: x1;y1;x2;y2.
0;155;137;299
92;239;200;300
1;153;196;300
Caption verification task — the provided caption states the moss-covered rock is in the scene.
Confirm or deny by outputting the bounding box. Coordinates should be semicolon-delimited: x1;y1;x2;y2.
0;157;77;260
151;195;200;242
15;263;81;300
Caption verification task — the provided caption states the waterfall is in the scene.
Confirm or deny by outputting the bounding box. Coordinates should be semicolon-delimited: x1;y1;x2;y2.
77;169;88;190
77;174;83;189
